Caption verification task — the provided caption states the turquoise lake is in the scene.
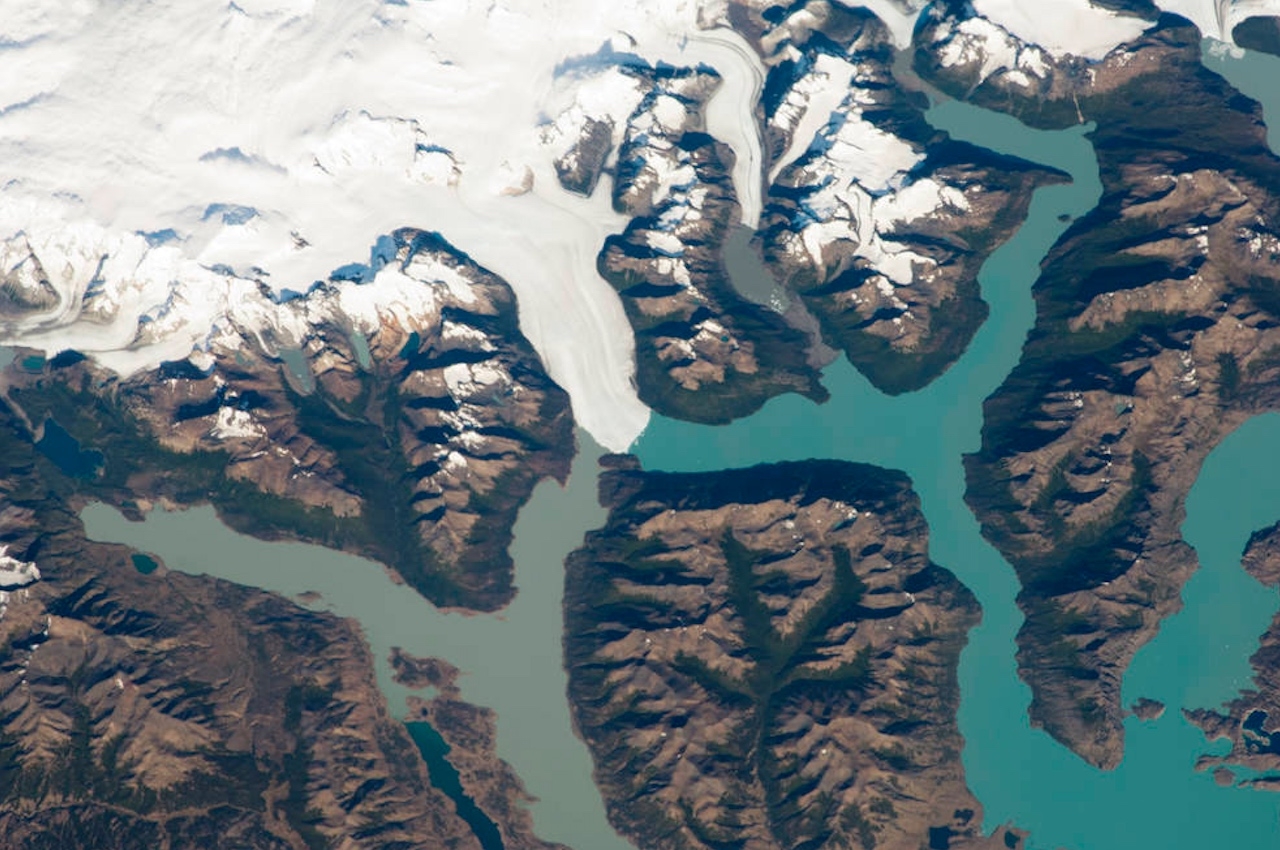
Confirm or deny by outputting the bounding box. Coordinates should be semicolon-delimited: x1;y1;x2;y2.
78;40;1280;850
633;48;1280;850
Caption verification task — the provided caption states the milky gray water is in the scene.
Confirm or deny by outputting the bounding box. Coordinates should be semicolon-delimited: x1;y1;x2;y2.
79;43;1280;850
83;434;633;850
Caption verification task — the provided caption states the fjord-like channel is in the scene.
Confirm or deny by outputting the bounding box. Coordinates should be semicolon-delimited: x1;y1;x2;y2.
637;88;1280;847
83;435;633;850
80;45;1280;850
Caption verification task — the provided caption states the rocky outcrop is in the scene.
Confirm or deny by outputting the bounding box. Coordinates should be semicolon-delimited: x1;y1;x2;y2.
596;63;827;423
1233;15;1280;57
3;228;574;612
1129;697;1166;721
565;456;1017;850
1186;521;1280;784
951;19;1280;767
748;3;1067;393
391;646;464;692
0;409;484;849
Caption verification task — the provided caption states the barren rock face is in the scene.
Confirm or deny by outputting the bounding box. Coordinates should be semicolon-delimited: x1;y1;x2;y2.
4;228;574;612
0;416;483;850
598;63;827;424
914;0;1163;129
566;458;1011;850
749;3;1066;393
947;20;1280;768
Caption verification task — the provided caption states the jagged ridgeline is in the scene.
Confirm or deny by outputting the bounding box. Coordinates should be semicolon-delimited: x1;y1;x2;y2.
6;229;574;612
0;407;487;848
553;3;1064;427
591;61;829;423
565;457;1017;850
914;9;1280;768
751;3;1067;394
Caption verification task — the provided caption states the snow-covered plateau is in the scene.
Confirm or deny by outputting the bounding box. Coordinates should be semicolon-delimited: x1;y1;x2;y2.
0;0;771;453
2;0;1280;450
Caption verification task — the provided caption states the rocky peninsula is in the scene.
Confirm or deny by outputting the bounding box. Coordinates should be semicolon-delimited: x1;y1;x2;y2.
565;455;1019;850
931;15;1280;768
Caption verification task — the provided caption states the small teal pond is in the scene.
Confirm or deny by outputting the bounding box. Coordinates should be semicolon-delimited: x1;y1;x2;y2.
130;553;159;575
406;721;505;850
635;87;1280;847
279;347;316;394
351;331;373;370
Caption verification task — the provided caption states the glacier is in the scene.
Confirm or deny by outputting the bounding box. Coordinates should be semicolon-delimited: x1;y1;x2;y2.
2;0;1279;451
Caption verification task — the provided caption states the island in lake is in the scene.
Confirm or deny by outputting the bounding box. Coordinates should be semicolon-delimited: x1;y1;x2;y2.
0;400;490;848
1186;520;1280;790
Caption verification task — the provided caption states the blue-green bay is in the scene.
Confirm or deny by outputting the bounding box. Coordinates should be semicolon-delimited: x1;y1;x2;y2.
636;95;1280;848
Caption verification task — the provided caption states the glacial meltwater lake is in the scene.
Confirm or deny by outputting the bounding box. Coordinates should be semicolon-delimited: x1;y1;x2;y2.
83;436;632;850
634;46;1280;850
81;42;1280;850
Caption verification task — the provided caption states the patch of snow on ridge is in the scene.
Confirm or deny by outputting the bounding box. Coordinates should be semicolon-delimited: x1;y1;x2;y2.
0;0;769;453
210;407;268;442
972;0;1149;59
854;0;931;48
0;547;39;590
768;52;859;183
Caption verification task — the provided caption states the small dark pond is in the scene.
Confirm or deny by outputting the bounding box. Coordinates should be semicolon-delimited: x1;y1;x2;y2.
405;721;504;850
131;554;159;575
1242;709;1280;755
37;418;104;479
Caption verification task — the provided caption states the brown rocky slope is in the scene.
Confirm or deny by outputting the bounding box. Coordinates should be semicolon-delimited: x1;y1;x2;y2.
936;17;1280;768
0;405;486;850
564;455;1020;850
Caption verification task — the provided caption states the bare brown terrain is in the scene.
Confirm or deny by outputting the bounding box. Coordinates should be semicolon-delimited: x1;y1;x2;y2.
1;228;574;612
0;410;485;849
936;17;1280;768
565;456;1020;850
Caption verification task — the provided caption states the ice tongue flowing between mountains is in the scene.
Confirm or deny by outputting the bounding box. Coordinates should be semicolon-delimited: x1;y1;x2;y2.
0;0;779;453
5;0;1280;451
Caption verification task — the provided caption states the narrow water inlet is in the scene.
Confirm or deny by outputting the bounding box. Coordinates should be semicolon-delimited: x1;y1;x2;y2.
406;721;506;850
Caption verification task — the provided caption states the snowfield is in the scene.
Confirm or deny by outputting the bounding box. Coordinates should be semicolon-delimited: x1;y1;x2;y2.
0;0;767;453
2;0;1279;451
